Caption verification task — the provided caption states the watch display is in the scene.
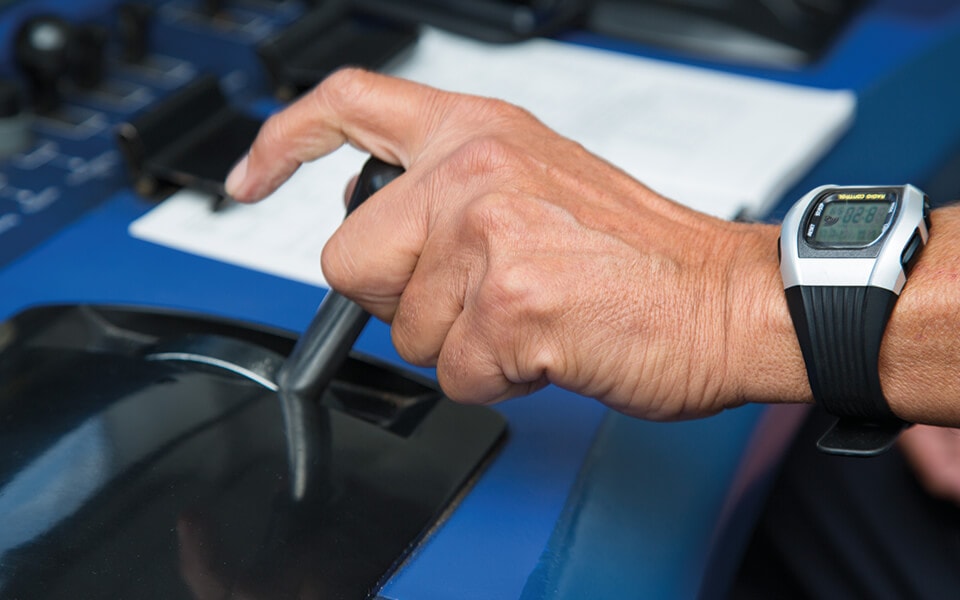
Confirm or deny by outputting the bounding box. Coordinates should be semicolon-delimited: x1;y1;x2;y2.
804;190;896;247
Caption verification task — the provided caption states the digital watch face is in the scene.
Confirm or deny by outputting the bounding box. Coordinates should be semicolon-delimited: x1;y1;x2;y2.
803;189;897;248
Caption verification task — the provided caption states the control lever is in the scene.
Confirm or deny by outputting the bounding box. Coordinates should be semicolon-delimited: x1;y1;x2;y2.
68;24;109;89
276;156;405;400
14;15;72;113
117;2;153;63
276;156;402;499
144;156;404;500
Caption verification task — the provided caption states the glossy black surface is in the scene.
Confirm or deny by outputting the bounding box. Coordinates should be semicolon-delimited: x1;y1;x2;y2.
0;305;506;599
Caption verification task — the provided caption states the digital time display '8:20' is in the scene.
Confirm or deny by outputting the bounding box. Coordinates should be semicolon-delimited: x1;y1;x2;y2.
807;191;895;246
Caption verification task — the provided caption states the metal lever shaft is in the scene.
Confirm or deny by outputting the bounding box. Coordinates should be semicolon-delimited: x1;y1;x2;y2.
276;156;404;400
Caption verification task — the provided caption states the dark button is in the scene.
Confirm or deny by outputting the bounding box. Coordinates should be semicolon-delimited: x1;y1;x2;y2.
117;2;153;63
900;229;922;273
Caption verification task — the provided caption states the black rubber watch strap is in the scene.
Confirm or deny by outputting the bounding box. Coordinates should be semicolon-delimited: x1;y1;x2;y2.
786;286;899;420
785;285;907;456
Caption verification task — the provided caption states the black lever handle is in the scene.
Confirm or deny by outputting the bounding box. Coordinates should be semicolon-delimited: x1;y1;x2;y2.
276;156;404;400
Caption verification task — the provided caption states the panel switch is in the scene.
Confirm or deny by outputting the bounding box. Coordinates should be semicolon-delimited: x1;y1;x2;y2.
117;74;262;201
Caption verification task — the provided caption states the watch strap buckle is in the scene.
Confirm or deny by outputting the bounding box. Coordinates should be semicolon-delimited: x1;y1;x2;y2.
816;417;908;457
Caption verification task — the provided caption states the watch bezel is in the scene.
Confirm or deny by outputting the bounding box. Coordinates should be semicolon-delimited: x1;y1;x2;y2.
780;184;929;292
799;188;898;253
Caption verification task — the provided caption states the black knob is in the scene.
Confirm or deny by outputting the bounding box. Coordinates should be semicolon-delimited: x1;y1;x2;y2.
117;2;152;63
68;24;108;89
14;15;72;114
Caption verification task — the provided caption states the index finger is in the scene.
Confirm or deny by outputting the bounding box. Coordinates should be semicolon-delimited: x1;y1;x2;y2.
225;68;445;202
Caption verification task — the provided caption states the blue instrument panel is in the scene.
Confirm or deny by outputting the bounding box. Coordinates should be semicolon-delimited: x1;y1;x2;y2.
0;0;310;268
0;1;274;266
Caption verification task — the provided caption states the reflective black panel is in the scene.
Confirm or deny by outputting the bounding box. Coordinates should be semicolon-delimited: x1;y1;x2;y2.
0;305;506;599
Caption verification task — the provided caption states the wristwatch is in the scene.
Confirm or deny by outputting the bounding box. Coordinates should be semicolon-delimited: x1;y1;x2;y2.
779;184;931;456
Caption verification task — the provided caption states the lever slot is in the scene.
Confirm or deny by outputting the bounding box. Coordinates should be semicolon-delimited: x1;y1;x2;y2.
117;74;262;200
142;332;439;437
327;356;441;437
257;6;418;101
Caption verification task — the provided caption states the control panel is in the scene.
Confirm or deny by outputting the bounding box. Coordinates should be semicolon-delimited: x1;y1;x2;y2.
0;0;417;268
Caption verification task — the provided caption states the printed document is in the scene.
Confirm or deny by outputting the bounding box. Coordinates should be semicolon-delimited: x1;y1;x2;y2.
130;28;856;287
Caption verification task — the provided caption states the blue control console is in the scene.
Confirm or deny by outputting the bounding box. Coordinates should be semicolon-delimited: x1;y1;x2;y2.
5;2;960;599
0;0;415;268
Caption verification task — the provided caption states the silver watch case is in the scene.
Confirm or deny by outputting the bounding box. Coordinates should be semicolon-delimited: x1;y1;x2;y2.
780;184;929;293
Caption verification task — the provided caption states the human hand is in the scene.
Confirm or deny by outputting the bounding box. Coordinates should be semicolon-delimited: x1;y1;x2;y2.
226;69;810;420
899;425;960;504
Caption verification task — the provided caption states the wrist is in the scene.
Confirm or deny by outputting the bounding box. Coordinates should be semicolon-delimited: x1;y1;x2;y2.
721;222;813;409
880;207;960;426
719;205;959;428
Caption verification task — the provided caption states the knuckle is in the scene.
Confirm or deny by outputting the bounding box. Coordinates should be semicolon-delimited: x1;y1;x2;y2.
254;113;290;156
480;262;535;308
448;136;516;180
470;96;531;126
456;196;557;321
390;326;423;365
435;345;485;405
319;235;357;293
310;68;380;135
476;261;556;328
390;297;437;366
316;67;373;111
461;196;551;271
463;191;509;229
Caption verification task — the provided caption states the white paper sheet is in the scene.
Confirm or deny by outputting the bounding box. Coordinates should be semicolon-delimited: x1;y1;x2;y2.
130;28;855;287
